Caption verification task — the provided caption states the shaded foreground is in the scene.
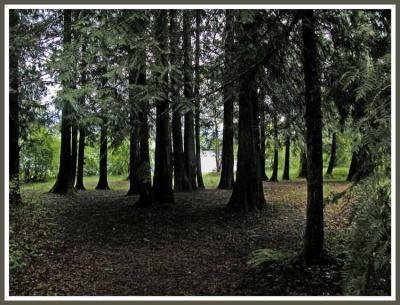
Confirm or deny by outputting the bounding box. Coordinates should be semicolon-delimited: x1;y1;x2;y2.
10;181;350;296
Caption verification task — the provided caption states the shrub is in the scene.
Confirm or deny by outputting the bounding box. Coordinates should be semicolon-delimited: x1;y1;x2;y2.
343;177;391;295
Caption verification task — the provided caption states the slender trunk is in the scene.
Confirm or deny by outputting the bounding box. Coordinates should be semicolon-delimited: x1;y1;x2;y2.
135;55;152;206
183;10;197;191
127;70;140;195
71;124;78;187
96;120;110;190
152;10;174;204
282;136;290;180
170;10;187;192
218;9;235;190
298;149;307;178
259;92;268;181
75;127;85;190
270;113;279;182
9;10;22;204
325;132;336;176
51;10;74;194
302;10;324;264
75;43;87;190
227;15;266;211
214;117;220;172
194;10;205;189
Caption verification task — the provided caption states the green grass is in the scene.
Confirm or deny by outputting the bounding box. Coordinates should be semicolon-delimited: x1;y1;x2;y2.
21;175;129;193
21;166;349;193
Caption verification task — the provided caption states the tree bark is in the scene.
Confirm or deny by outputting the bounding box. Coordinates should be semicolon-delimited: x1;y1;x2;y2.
75;44;87;190
182;10;197;191
218;10;235;190
298;149;307;178
75;127;86;190
51;10;74;194
301;10;325;264
346;147;373;182
9;10;22;204
325;132;336;176
96;120;110;190
169;10;187;192
282;136;290;180
152;10;174;204
71;125;78;187
226;14;266;211
269;113;279;182
194;10;205;189
127;69;140;195
259;91;268;181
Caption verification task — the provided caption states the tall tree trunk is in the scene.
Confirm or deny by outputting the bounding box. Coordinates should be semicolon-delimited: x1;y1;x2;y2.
226;14;266;211
75;127;85;190
9;10;22;204
75;44;87;190
298;149;307;178
282;136;290;180
135;56;152;206
325;132;336;176
127;70;140;195
135;99;153;206
96;120;110;190
302;10;325;264
51;10;74;194
152;10;174;204
71;125;78;187
170;10;186;192
270;113;279;182
194;10;205;189
218;10;235;190
259;91;268;181
182;10;197;191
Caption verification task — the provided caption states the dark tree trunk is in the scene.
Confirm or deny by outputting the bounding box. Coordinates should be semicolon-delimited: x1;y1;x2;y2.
226;15;266;212
346;147;373;182
152;10;174;204
194;10;205;189
75;44;87;190
170;10;186;192
302;10;325;264
9;10;22;204
259;92;268;181
325;132;336;176
218;10;235;190
298;149;307;178
75;127;86;190
96;120;110;190
127;70;140;196
71;125;78;187
182;10;197;191
282;136;290;180
269;114;279;182
135;99;153;206
346;151;357;181
51;10;74;194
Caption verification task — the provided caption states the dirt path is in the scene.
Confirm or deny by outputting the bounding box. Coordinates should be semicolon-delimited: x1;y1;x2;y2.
10;181;349;296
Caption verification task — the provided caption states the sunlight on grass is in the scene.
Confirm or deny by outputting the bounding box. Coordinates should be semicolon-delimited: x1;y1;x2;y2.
21;166;349;194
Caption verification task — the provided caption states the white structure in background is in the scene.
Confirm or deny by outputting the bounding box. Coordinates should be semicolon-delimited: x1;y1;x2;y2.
200;150;237;173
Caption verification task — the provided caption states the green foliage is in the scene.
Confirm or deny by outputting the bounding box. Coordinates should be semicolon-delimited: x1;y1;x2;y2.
20;127;57;182
343;176;391;295
247;249;291;268
9;240;29;272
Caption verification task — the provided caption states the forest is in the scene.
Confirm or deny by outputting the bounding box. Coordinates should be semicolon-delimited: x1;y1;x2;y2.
8;8;391;296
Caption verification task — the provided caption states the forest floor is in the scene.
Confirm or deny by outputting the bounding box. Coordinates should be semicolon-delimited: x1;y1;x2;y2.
10;177;351;296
